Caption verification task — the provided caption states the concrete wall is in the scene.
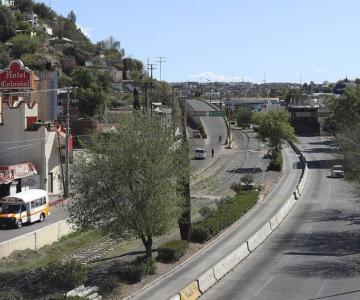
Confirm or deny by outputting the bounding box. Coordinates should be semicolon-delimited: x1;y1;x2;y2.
0;220;74;258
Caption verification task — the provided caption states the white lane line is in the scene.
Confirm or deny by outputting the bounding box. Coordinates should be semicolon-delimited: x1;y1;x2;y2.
254;274;280;296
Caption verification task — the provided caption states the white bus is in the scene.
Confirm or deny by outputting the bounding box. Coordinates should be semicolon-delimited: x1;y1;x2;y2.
0;189;50;228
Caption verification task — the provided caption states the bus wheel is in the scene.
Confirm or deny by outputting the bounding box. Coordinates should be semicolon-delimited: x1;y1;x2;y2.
39;213;45;222
16;220;22;228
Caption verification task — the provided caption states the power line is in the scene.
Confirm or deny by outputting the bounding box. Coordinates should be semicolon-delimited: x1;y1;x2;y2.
0;137;47;145
156;56;167;81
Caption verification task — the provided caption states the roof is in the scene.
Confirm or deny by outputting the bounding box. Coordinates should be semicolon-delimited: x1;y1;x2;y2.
1;189;47;203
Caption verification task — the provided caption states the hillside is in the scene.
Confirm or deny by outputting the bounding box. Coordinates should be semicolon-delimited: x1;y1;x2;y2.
0;0;172;117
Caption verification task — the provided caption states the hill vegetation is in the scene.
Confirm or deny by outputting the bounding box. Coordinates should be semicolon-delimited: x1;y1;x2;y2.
0;0;171;117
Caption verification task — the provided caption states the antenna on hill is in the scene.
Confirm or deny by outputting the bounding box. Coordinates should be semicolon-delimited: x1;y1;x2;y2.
156;56;167;81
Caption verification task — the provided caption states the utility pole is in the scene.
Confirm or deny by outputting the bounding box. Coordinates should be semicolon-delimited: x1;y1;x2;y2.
156;56;167;81
64;88;70;197
147;60;156;114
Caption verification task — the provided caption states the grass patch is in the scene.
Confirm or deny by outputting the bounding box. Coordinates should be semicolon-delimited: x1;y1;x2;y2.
0;229;103;276
190;191;259;243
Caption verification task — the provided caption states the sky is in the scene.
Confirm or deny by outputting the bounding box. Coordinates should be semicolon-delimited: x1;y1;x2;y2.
40;0;360;83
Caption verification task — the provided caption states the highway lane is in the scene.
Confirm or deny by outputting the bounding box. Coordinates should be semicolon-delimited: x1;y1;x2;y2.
202;136;360;300
0;202;68;243
132;142;302;300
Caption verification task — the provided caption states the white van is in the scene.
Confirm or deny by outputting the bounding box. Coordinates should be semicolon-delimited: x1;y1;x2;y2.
0;189;50;228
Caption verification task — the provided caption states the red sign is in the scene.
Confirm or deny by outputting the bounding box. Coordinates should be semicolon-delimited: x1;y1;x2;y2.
0;162;38;183
0;60;32;90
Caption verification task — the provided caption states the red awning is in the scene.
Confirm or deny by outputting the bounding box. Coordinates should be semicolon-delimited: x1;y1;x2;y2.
0;162;38;184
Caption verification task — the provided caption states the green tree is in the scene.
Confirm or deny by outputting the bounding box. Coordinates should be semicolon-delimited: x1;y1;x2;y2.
236;108;253;126
257;110;297;151
70;67;111;116
14;0;33;11
9;34;39;58
0;6;17;41
285;88;306;105
326;85;360;172
67;10;76;24
0;43;11;68
68;112;186;258
34;2;56;20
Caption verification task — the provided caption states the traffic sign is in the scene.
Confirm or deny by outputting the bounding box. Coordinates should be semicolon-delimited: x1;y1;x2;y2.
209;111;225;117
187;111;207;116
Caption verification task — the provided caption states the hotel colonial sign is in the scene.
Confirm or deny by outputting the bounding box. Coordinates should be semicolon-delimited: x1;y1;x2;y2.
0;60;33;90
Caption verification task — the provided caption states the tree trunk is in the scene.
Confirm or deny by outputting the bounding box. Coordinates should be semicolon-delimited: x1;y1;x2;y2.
178;175;191;241
140;234;153;258
178;97;192;242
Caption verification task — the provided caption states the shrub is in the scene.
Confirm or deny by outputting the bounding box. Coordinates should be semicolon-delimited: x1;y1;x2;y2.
240;175;254;191
133;256;156;275
268;150;283;171
190;226;212;243
199;206;215;219
230;182;243;194
99;275;121;295
112;256;156;283
41;259;87;289
157;240;188;263
114;264;146;283
215;197;231;211
0;289;22;300
191;191;259;244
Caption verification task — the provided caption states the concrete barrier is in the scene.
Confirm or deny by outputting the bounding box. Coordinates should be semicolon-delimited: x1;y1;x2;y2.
168;294;181;300
270;214;279;231
197;268;217;294
235;242;251;261
247;222;272;252
179;281;201;300
213;248;240;280
0;219;75;258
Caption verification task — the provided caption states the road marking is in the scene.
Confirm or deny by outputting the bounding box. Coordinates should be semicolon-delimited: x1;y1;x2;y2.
254;274;280;296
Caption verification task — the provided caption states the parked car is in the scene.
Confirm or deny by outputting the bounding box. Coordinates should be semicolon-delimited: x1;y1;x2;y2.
195;148;206;160
331;165;344;178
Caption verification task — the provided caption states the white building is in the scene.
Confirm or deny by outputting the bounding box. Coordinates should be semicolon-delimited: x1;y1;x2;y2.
0;100;65;197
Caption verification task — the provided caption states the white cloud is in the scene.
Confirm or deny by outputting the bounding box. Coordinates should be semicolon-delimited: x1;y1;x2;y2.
188;71;250;82
76;23;93;38
315;68;326;73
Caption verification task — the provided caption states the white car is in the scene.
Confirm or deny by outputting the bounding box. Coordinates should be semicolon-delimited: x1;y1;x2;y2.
331;165;344;178
195;148;206;160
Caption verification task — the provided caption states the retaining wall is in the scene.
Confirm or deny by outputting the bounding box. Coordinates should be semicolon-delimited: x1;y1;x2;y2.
0;219;74;258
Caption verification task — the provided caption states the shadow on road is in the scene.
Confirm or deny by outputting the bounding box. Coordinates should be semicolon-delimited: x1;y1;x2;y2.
306;159;343;169
276;230;360;279
226;167;262;174
302;147;333;154
305;209;360;225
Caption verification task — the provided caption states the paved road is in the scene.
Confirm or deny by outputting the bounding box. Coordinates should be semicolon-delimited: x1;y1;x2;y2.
202;136;360;300
132;143;302;300
187;99;227;175
0;202;67;243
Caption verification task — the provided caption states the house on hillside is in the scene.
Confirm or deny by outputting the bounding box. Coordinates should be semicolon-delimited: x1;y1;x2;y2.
0;0;14;7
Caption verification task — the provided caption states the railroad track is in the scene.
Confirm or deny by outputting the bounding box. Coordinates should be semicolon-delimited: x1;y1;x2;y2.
192;129;251;195
192;129;268;196
0;237;119;291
